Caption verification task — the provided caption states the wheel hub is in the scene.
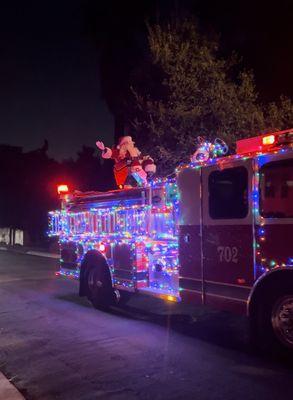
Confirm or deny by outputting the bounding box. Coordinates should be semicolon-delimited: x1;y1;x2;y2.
272;295;293;348
88;270;103;291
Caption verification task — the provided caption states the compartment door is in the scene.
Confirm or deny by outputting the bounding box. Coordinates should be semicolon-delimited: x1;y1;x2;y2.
177;167;203;303
202;160;254;312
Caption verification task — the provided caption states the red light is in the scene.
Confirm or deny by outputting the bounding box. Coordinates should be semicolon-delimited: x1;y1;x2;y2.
57;184;69;194
262;135;275;145
237;129;293;155
99;243;106;252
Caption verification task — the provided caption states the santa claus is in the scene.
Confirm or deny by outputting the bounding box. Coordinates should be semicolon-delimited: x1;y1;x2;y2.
96;136;156;188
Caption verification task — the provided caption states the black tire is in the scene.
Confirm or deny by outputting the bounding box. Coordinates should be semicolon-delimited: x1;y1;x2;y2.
251;289;293;359
82;253;115;310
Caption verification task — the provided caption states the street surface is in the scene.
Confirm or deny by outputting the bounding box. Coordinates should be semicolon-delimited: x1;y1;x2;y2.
0;251;292;400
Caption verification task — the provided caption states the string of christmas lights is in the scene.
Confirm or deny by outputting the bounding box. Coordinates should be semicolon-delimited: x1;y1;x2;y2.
49;181;180;294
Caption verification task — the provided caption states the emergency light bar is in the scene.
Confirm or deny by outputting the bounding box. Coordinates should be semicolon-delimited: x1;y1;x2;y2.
236;129;293;155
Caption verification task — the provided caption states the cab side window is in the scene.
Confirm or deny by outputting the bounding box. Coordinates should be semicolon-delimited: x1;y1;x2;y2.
259;159;293;218
208;167;248;219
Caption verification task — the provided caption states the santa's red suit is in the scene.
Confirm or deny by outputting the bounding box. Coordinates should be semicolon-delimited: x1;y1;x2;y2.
96;136;156;188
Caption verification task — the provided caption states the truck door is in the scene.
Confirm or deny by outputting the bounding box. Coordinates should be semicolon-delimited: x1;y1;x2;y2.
256;152;293;277
177;166;203;304
202;159;254;312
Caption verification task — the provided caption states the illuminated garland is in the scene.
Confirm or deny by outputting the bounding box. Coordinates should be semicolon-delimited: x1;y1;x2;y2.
49;181;180;294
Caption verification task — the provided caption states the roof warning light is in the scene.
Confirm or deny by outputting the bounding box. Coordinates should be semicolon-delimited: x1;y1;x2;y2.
57;184;69;195
262;135;275;146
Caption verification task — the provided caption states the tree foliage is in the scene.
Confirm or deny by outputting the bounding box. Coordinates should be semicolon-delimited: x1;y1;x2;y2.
264;96;293;131
129;19;292;174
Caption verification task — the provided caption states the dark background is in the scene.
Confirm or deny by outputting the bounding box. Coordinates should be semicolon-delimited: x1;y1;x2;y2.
0;0;292;243
0;0;292;159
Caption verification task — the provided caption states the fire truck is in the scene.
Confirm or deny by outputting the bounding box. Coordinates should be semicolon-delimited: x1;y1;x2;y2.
49;129;293;353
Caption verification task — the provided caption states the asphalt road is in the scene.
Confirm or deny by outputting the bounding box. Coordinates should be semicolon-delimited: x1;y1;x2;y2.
0;251;292;400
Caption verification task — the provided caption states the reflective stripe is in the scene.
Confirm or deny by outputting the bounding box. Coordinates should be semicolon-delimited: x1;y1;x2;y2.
205;279;252;289
179;277;251;302
205;292;247;303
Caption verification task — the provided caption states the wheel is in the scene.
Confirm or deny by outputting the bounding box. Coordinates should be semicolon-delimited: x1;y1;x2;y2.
252;290;293;358
271;295;293;350
82;254;116;310
86;266;116;310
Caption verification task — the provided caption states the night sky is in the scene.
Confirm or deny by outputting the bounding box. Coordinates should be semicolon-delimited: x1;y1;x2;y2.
0;0;292;160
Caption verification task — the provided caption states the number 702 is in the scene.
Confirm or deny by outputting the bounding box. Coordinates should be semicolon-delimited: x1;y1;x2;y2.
217;246;238;263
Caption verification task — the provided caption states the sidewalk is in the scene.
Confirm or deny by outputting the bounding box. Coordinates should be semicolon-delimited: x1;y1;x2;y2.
0;372;25;400
0;245;58;400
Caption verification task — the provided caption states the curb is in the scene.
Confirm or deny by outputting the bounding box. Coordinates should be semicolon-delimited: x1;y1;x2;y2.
0;247;59;259
0;372;25;400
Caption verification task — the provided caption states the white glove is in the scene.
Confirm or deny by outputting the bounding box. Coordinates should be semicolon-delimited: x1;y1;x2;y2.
96;141;105;151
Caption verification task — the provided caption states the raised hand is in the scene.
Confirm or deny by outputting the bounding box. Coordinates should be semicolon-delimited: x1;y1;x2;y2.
96;141;105;151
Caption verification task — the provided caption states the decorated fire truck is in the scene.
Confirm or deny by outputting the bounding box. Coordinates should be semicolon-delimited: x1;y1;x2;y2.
49;129;293;353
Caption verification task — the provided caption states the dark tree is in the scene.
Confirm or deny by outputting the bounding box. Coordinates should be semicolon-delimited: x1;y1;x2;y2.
128;18;293;174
